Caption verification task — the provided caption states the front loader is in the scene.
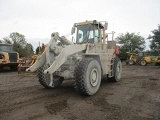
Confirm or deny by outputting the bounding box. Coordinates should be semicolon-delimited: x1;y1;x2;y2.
127;51;152;66
26;20;122;95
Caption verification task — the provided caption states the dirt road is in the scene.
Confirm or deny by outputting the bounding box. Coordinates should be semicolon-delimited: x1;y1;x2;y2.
0;65;160;120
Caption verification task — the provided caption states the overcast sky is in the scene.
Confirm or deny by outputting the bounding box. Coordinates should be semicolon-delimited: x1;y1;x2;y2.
0;0;160;49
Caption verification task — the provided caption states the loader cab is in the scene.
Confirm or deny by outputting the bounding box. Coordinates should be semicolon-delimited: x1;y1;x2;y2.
72;20;108;44
76;24;99;43
138;51;150;58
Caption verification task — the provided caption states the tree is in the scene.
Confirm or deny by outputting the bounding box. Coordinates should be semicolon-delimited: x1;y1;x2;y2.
10;32;27;47
1;32;34;57
8;32;34;57
35;46;42;55
9;32;27;57
116;32;145;60
148;25;160;51
24;43;34;57
3;37;12;44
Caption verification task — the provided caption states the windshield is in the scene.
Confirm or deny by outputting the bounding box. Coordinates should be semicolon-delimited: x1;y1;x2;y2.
0;45;12;52
138;52;150;57
76;24;95;43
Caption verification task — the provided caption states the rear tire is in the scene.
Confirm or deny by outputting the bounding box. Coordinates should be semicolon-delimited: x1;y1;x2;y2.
109;57;122;82
37;64;63;89
74;58;101;96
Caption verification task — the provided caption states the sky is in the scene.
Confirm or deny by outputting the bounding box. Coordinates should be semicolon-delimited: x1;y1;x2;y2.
0;0;160;50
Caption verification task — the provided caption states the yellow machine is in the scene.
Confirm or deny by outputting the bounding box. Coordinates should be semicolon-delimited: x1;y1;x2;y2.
127;51;152;66
154;49;160;65
0;43;21;70
155;56;160;66
126;52;138;65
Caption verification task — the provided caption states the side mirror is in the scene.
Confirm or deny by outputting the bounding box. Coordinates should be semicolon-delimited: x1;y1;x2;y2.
71;27;75;35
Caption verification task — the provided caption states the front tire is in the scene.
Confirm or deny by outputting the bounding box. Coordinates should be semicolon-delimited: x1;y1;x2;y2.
74;58;101;96
37;64;63;89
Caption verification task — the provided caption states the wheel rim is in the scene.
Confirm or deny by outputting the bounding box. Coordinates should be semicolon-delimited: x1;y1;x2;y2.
90;68;99;87
116;62;121;80
141;61;146;65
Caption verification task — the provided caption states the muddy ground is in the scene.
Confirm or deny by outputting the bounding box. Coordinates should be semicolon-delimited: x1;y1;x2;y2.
0;65;160;120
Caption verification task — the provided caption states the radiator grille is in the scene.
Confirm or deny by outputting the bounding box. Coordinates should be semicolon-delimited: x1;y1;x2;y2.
8;53;18;62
